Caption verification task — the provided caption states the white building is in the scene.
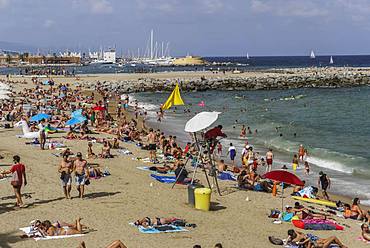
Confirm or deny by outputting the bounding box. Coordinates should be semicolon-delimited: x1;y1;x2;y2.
103;49;116;63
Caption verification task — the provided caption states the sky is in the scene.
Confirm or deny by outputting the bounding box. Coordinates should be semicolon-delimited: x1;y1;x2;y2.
1;0;370;56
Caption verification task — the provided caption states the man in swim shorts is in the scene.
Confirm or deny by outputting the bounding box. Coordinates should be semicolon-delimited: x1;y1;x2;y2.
147;128;157;162
265;149;274;172
58;154;73;199
74;152;88;199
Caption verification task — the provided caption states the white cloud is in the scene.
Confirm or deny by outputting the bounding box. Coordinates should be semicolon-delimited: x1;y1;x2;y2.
87;0;113;14
250;0;328;18
43;19;55;28
199;0;224;14
136;0;178;13
0;0;9;9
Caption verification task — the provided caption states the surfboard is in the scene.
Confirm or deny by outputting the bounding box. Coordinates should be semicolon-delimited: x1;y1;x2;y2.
292;196;337;208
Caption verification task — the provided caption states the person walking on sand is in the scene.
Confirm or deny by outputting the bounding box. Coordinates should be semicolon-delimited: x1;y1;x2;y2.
318;171;331;200
58;154;73;199
227;143;236;166
292;154;299;173
73;152;88;199
266;149;274;172
39;119;46;150
147;128;157;163
1;155;27;207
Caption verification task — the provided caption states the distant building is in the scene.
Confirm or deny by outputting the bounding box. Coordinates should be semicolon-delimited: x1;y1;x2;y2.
0;51;81;66
173;55;206;66
103;49;116;63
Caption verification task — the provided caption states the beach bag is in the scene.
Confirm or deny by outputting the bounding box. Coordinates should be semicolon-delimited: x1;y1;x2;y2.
11;171;20;187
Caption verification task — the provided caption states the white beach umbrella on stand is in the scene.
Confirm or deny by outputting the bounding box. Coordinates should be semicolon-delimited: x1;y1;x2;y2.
184;111;221;133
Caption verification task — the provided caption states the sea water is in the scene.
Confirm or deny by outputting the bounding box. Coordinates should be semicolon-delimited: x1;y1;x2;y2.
132;86;370;204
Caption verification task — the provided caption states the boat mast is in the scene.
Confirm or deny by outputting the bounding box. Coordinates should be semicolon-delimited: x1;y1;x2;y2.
150;29;154;59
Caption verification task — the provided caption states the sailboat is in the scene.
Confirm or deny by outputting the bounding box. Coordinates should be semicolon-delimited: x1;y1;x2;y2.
246;53;250;60
161;84;185;110
329;56;334;64
310;50;315;59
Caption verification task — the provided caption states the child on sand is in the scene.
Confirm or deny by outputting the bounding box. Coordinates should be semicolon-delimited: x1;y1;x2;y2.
217;142;222;157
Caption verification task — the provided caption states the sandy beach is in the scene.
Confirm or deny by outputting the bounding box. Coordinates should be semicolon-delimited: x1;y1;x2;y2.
0;74;369;248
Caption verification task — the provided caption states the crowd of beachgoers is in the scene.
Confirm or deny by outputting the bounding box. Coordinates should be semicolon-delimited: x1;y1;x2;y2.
0;75;369;247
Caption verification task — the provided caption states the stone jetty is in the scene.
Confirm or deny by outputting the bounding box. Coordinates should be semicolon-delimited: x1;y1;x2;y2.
84;67;370;93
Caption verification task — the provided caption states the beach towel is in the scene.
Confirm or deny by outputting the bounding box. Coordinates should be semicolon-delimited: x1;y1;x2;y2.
19;227;84;241
129;223;188;234
137;167;175;175
292;219;344;230
218;172;236;181
281;212;294;222
117;149;132;155
150;174;176;184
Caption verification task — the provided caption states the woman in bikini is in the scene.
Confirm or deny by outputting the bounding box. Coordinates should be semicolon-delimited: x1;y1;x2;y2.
37;218;85;236
286;229;348;248
350;198;369;221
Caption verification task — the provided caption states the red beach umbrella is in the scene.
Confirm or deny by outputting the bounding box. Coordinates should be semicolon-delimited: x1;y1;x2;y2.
92;106;106;111
262;170;304;186
262;170;304;212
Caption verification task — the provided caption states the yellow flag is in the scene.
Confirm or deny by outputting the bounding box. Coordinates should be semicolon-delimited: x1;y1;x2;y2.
162;84;185;110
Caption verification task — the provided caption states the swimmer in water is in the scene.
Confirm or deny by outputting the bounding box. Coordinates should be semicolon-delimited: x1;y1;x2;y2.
240;125;246;138
247;127;252;135
304;161;310;175
298;144;305;161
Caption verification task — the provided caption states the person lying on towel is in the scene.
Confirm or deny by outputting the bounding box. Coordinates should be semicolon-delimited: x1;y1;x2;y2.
30;218;86;237
175;163;192;184
134;217;194;228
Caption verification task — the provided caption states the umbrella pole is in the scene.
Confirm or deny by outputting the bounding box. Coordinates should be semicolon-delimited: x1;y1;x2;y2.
193;133;212;189
281;182;284;212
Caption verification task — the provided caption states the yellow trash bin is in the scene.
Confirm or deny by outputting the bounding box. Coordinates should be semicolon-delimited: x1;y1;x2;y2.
194;188;211;211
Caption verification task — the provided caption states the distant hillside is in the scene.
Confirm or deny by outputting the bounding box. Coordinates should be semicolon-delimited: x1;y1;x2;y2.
0;41;37;53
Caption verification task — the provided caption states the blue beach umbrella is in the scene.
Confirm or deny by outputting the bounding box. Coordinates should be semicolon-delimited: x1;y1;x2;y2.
66;116;87;126
30;113;51;122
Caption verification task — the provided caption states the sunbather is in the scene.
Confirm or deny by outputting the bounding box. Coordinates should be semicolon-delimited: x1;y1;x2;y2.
100;141;112;158
362;223;370;241
110;138;120;149
78;240;127;248
148;164;174;174
87;142;97;159
286;229;347;248
350;198;369;221
87;166;103;178
293;202;328;220
134;217;187;228
35;218;84;236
